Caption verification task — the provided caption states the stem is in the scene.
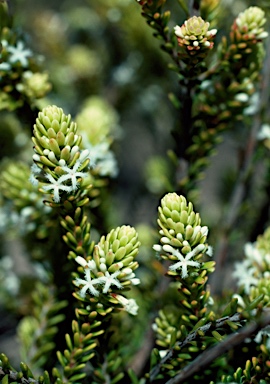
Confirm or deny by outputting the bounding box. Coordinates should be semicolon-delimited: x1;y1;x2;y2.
164;312;270;384
149;313;242;381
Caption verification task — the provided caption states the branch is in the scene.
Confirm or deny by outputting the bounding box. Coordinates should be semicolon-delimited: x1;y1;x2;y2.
0;367;39;383
165;312;270;384
149;312;242;381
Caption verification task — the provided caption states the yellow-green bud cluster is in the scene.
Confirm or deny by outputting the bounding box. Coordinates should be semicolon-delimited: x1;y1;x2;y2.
153;193;213;280
32;105;87;170
218;6;268;74
74;226;140;309
18;71;51;100
174;16;217;55
31;105;91;204
93;225;140;286
155;193;208;256
0;161;52;237
76;96;119;146
1;161;39;210
0;27;51;110
234;6;268;42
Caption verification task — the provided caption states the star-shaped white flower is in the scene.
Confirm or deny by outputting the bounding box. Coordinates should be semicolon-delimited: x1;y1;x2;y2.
244;242;264;267
59;161;89;191
42;173;73;202
233;260;258;294
163;244;201;278
115;294;139;316
75;268;103;297
29;163;42;186
7;41;32;67
101;271;123;294
123;298;139;315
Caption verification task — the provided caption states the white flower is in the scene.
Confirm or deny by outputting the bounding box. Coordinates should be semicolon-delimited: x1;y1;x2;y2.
29;173;39;186
42;173;73;202
29;163;42;186
233;260;259;294
101;271;123;294
83;140;118;177
121;268;141;285
174;25;184;38
124;298;139;315
257;124;270;140
75;256;96;270
0;62;11;71
159;350;169;359
75;268;103;297
244;92;259;116
59;161;89;190
164;244;201;278
115;294;139;315
79;149;91;163
207;29;217;36
244;242;264;267
7;41;32;67
234;93;249;103
75;258;124;297
255;325;270;346
206;245;213;257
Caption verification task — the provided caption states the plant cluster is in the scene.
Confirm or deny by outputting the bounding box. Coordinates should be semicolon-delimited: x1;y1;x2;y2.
1;0;270;383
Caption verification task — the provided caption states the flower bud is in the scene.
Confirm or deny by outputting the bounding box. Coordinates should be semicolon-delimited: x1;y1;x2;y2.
235;7;268;41
174;16;217;56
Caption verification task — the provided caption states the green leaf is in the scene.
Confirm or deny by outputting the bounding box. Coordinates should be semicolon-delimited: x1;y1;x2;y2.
177;0;189;15
69;372;87;382
246;294;264;311
221;298;238;317
150;348;160;369
128;369;140;384
212;330;224;342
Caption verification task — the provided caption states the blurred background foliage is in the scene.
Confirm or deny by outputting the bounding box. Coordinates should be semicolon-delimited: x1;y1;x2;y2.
1;0;270;373
6;0;269;226
0;0;266;217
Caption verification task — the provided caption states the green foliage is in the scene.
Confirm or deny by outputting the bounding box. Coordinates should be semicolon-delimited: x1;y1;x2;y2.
1;0;270;383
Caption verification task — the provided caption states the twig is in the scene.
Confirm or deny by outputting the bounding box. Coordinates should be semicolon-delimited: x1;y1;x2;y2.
0;367;38;383
164;312;270;384
149;312;242;381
